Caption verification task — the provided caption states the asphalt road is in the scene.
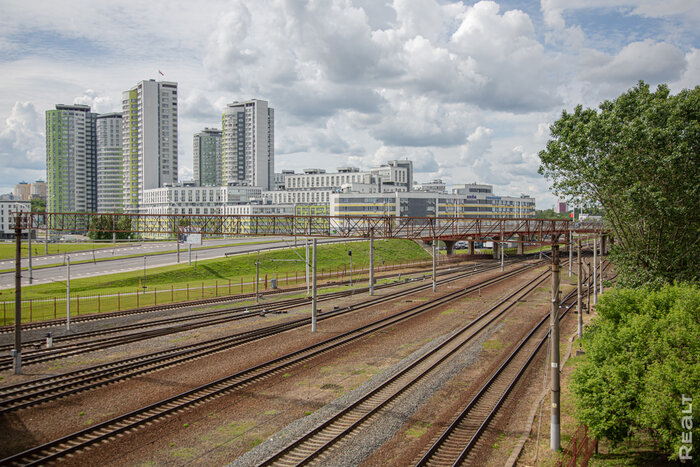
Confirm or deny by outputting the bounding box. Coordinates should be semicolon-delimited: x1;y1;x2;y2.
0;237;347;289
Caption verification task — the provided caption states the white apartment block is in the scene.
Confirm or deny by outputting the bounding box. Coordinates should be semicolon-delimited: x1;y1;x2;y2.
330;184;535;219
0;200;31;238
222;99;274;190
262;161;412;206
96;113;123;212
122;80;178;212
140;184;263;216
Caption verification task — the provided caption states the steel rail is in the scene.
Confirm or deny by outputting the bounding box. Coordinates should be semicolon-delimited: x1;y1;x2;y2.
0;255;476;335
0;259;514;370
415;286;585;466
0;261;533;413
258;268;552;466
0;260;547;465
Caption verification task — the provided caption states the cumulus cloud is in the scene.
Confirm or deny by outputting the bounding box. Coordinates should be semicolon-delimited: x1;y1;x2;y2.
73;89;117;114
581;40;687;85
0;102;44;169
0;0;695;209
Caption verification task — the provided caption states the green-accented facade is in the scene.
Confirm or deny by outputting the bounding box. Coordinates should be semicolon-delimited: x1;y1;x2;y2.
122;88;139;212
45;104;97;215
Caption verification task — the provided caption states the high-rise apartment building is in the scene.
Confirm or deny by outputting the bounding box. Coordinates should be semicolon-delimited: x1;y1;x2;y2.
193;128;222;186
122;80;178;212
222;99;274;190
96;113;123;212
14;182;30;201
46;104;97;213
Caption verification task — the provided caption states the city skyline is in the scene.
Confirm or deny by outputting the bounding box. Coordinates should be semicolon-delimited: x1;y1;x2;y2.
0;0;698;208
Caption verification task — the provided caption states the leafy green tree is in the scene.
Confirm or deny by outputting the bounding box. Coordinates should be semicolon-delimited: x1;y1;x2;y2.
571;284;699;460
538;82;699;286
30;198;46;212
88;215;132;240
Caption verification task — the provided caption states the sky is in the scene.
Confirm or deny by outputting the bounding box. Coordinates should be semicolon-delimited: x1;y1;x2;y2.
0;0;698;209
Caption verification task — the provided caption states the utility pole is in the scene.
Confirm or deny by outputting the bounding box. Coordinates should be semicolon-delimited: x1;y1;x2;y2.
599;242;604;295
188;243;192;266
432;237;437;293
593;236;598;305
13;213;22;374
569;230;573;278
142;256;147;290
349;249;353;287
587;262;591;313
45;216;49;256
369;236;374;296
28;224;32;284
500;241;504;271
66;256;71;331
311;238;318;332
577;236;582;338
255;251;260;304
305;238;310;296
550;242;561;451
177;241;180;264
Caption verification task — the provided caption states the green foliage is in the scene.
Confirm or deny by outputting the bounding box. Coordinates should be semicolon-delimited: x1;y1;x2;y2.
535;208;570;219
30;198;46;212
87;215;133;240
539;82;700;286
571;284;700;460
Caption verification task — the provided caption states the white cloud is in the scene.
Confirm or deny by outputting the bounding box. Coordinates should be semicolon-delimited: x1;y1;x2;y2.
0;102;44;170
0;0;696;207
581;40;687;85
73;89;116;114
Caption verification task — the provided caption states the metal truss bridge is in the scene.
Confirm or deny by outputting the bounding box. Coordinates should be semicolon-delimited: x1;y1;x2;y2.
18;212;603;244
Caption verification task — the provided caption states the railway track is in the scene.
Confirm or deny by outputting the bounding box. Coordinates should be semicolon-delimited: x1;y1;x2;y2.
0;259;520;371
0;261;540;414
0;256;481;335
413;287;583;466
0;257;548;465
258;268;554;466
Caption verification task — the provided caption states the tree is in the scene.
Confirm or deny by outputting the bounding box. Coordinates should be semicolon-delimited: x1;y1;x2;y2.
538;82;699;286
571;284;699;460
30;198;46;212
88;215;132;240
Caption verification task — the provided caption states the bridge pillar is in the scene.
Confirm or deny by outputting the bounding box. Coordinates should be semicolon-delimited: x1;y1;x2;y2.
492;240;499;260
517;237;524;255
468;240;475;255
444;240;456;256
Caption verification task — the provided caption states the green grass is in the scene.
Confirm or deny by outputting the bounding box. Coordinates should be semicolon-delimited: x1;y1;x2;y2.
0;238;285;272
0;242;129;260
1;239;430;324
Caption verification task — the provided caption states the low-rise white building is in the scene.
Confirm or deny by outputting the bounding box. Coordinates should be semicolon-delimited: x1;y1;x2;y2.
0;200;31;239
330;184;535;219
140;183;262;215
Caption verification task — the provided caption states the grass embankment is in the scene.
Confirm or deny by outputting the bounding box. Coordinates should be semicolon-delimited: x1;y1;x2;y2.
1;239;430;324
0;242;123;260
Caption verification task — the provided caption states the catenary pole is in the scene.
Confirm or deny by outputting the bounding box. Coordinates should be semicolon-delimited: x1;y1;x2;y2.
593;236;598;305
305;238;310;296
311;238;318;332
550;242;561;451
577;236;582;338
13;213;22;374
66;256;71;331
568;230;572;277
28;225;32;284
369;236;374;296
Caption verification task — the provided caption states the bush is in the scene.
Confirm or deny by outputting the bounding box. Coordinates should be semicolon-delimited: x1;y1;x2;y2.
572;284;699;461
